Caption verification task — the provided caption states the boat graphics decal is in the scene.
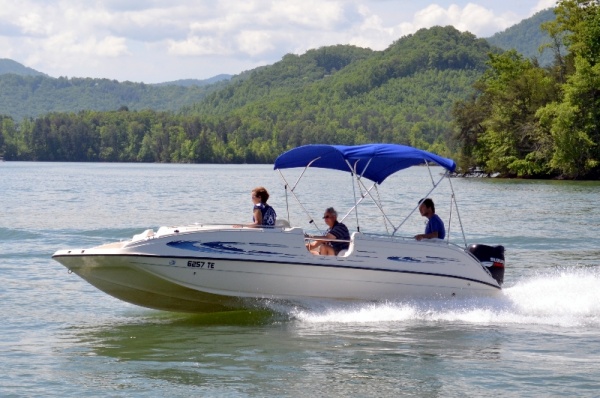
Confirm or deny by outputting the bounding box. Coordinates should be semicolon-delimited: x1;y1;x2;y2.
388;255;461;264
166;240;297;258
248;242;289;248
388;256;421;263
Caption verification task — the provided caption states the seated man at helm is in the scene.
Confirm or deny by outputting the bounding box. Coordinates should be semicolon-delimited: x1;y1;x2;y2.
306;207;350;255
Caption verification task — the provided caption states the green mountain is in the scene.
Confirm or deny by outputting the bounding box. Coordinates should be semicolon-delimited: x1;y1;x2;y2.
189;44;375;115
185;26;496;153
486;8;557;66
151;74;232;87
0;10;556;124
0;59;233;120
0;58;47;77
0;58;231;86
0;74;231;120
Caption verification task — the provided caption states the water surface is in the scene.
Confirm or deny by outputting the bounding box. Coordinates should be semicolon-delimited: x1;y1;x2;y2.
2;162;600;397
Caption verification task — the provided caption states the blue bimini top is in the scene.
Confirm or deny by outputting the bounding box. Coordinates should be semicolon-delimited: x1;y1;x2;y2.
274;143;456;185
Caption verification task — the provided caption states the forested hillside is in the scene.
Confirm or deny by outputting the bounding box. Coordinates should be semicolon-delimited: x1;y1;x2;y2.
487;8;557;66
0;26;496;163
0;9;553;123
189;45;375;115
0;58;47;77
186;27;495;155
0;74;231;120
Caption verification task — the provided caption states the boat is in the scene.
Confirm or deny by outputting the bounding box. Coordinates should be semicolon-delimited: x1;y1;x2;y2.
52;144;506;313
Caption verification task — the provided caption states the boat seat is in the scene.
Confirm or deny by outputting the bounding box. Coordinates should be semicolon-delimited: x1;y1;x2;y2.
275;219;291;228
132;229;154;241
338;231;361;257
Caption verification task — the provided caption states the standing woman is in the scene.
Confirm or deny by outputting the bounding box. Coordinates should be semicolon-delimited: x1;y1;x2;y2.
251;186;277;226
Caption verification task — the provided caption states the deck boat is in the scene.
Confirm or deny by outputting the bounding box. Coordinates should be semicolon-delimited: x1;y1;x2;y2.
52;144;505;313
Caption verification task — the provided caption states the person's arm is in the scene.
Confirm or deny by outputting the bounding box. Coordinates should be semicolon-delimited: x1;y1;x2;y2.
306;233;328;246
325;232;337;240
236;206;262;227
415;231;439;240
251;207;263;226
305;231;335;251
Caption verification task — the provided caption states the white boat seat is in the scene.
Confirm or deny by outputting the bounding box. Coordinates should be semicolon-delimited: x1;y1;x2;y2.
338;231;361;257
275;219;291;228
132;229;154;241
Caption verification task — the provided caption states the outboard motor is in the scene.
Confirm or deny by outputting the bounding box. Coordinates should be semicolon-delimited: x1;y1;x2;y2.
468;244;505;285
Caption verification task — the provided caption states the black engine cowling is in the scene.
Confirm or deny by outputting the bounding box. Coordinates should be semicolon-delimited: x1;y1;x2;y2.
468;244;505;286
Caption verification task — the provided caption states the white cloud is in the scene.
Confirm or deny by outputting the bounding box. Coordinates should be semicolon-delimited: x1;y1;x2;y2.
92;36;130;57
236;30;275;57
272;0;345;29
168;0;356;59
408;3;517;37
343;5;394;50
0;0;552;83
167;36;232;56
43;30;129;57
533;0;557;12
17;11;51;36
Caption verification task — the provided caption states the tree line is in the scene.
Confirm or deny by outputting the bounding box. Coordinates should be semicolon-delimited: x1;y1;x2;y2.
454;0;600;179
0;109;274;163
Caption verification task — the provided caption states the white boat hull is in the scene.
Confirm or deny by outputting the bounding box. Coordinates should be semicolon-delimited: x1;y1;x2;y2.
53;225;502;313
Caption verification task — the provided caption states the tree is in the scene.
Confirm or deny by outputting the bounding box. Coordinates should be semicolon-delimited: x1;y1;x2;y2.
537;0;600;177
454;50;558;176
454;1;600;178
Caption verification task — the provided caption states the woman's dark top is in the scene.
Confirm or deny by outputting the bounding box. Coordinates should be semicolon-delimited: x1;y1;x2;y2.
253;203;277;226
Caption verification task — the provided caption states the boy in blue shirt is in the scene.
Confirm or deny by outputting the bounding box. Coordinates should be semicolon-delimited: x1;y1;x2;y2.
415;198;445;240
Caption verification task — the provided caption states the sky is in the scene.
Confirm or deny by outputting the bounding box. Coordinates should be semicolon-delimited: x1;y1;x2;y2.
0;0;557;84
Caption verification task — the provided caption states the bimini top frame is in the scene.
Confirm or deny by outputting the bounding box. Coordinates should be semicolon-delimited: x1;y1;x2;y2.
273;144;468;247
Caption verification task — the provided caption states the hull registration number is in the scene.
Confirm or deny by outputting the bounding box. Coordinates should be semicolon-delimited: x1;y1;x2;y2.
187;260;215;269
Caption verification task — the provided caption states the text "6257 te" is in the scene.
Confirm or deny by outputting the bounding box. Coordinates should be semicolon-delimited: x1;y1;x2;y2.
187;261;215;269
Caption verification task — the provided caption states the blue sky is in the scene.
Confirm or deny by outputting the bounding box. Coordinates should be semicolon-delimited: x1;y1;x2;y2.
0;0;556;83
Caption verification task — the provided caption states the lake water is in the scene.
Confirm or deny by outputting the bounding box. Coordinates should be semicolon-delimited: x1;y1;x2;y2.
2;162;600;397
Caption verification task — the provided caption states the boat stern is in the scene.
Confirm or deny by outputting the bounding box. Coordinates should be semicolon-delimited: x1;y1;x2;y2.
468;244;505;285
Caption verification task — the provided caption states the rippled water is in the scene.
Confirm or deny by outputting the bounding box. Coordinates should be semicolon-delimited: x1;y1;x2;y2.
2;162;600;397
